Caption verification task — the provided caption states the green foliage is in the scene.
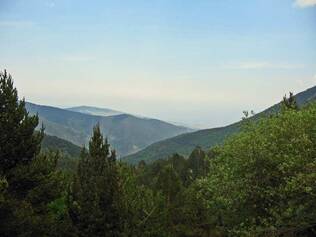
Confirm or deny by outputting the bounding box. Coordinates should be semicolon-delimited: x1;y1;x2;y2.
198;103;316;236
282;92;298;110
0;70;43;174
124;125;237;164
42;134;81;158
134;149;212;236
68;125;122;237
0;71;73;237
156;165;183;206
172;182;219;237
0;153;71;236
119;164;169;237
186;147;210;183
2;70;316;237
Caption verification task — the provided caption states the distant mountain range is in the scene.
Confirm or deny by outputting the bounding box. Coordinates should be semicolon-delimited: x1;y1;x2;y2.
123;85;316;164
26;102;192;157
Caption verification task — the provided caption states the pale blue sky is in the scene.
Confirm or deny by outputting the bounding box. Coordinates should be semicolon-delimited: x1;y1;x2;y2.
0;0;315;128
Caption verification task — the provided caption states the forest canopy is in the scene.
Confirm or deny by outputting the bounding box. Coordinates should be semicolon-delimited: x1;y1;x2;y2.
0;70;315;236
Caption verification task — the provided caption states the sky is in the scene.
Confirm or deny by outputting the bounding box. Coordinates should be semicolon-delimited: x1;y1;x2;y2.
0;0;316;128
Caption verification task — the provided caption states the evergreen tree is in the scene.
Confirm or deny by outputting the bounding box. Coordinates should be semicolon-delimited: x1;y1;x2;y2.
119;164;168;237
155;165;182;235
68;125;122;237
168;153;187;184
156;165;182;207
186;147;209;183
0;70;43;175
0;70;68;237
282;92;298;110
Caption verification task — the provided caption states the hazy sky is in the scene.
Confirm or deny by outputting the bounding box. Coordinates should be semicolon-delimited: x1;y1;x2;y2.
1;0;316;128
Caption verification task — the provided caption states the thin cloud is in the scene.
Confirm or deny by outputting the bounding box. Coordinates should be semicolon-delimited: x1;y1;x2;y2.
294;0;316;8
224;62;305;70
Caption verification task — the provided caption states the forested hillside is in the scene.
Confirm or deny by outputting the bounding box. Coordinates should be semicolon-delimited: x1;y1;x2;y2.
42;134;81;157
124;86;316;164
1;71;315;237
26;102;191;157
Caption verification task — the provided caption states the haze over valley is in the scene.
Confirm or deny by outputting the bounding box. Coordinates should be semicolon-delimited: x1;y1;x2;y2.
1;0;316;236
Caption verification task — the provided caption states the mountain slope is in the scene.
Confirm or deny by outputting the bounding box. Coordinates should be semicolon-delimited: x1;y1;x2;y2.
42;134;81;157
123;85;316;164
67;106;123;117
26;102;191;157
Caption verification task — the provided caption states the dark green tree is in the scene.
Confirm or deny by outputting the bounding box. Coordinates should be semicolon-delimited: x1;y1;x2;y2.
156;165;182;207
282;92;298;110
186;147;209;184
168;153;187;184
0;70;69;237
0;70;43;175
119;164;168;237
68;125;122;237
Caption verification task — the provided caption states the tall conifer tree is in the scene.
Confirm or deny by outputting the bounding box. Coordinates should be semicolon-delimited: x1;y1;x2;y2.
69;125;122;237
0;70;43;175
0;70;67;237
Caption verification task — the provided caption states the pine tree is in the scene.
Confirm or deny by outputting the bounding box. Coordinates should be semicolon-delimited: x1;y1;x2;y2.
156;165;182;207
0;71;68;237
282;92;298;110
186;147;209;182
0;70;43;175
68;125;122;237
